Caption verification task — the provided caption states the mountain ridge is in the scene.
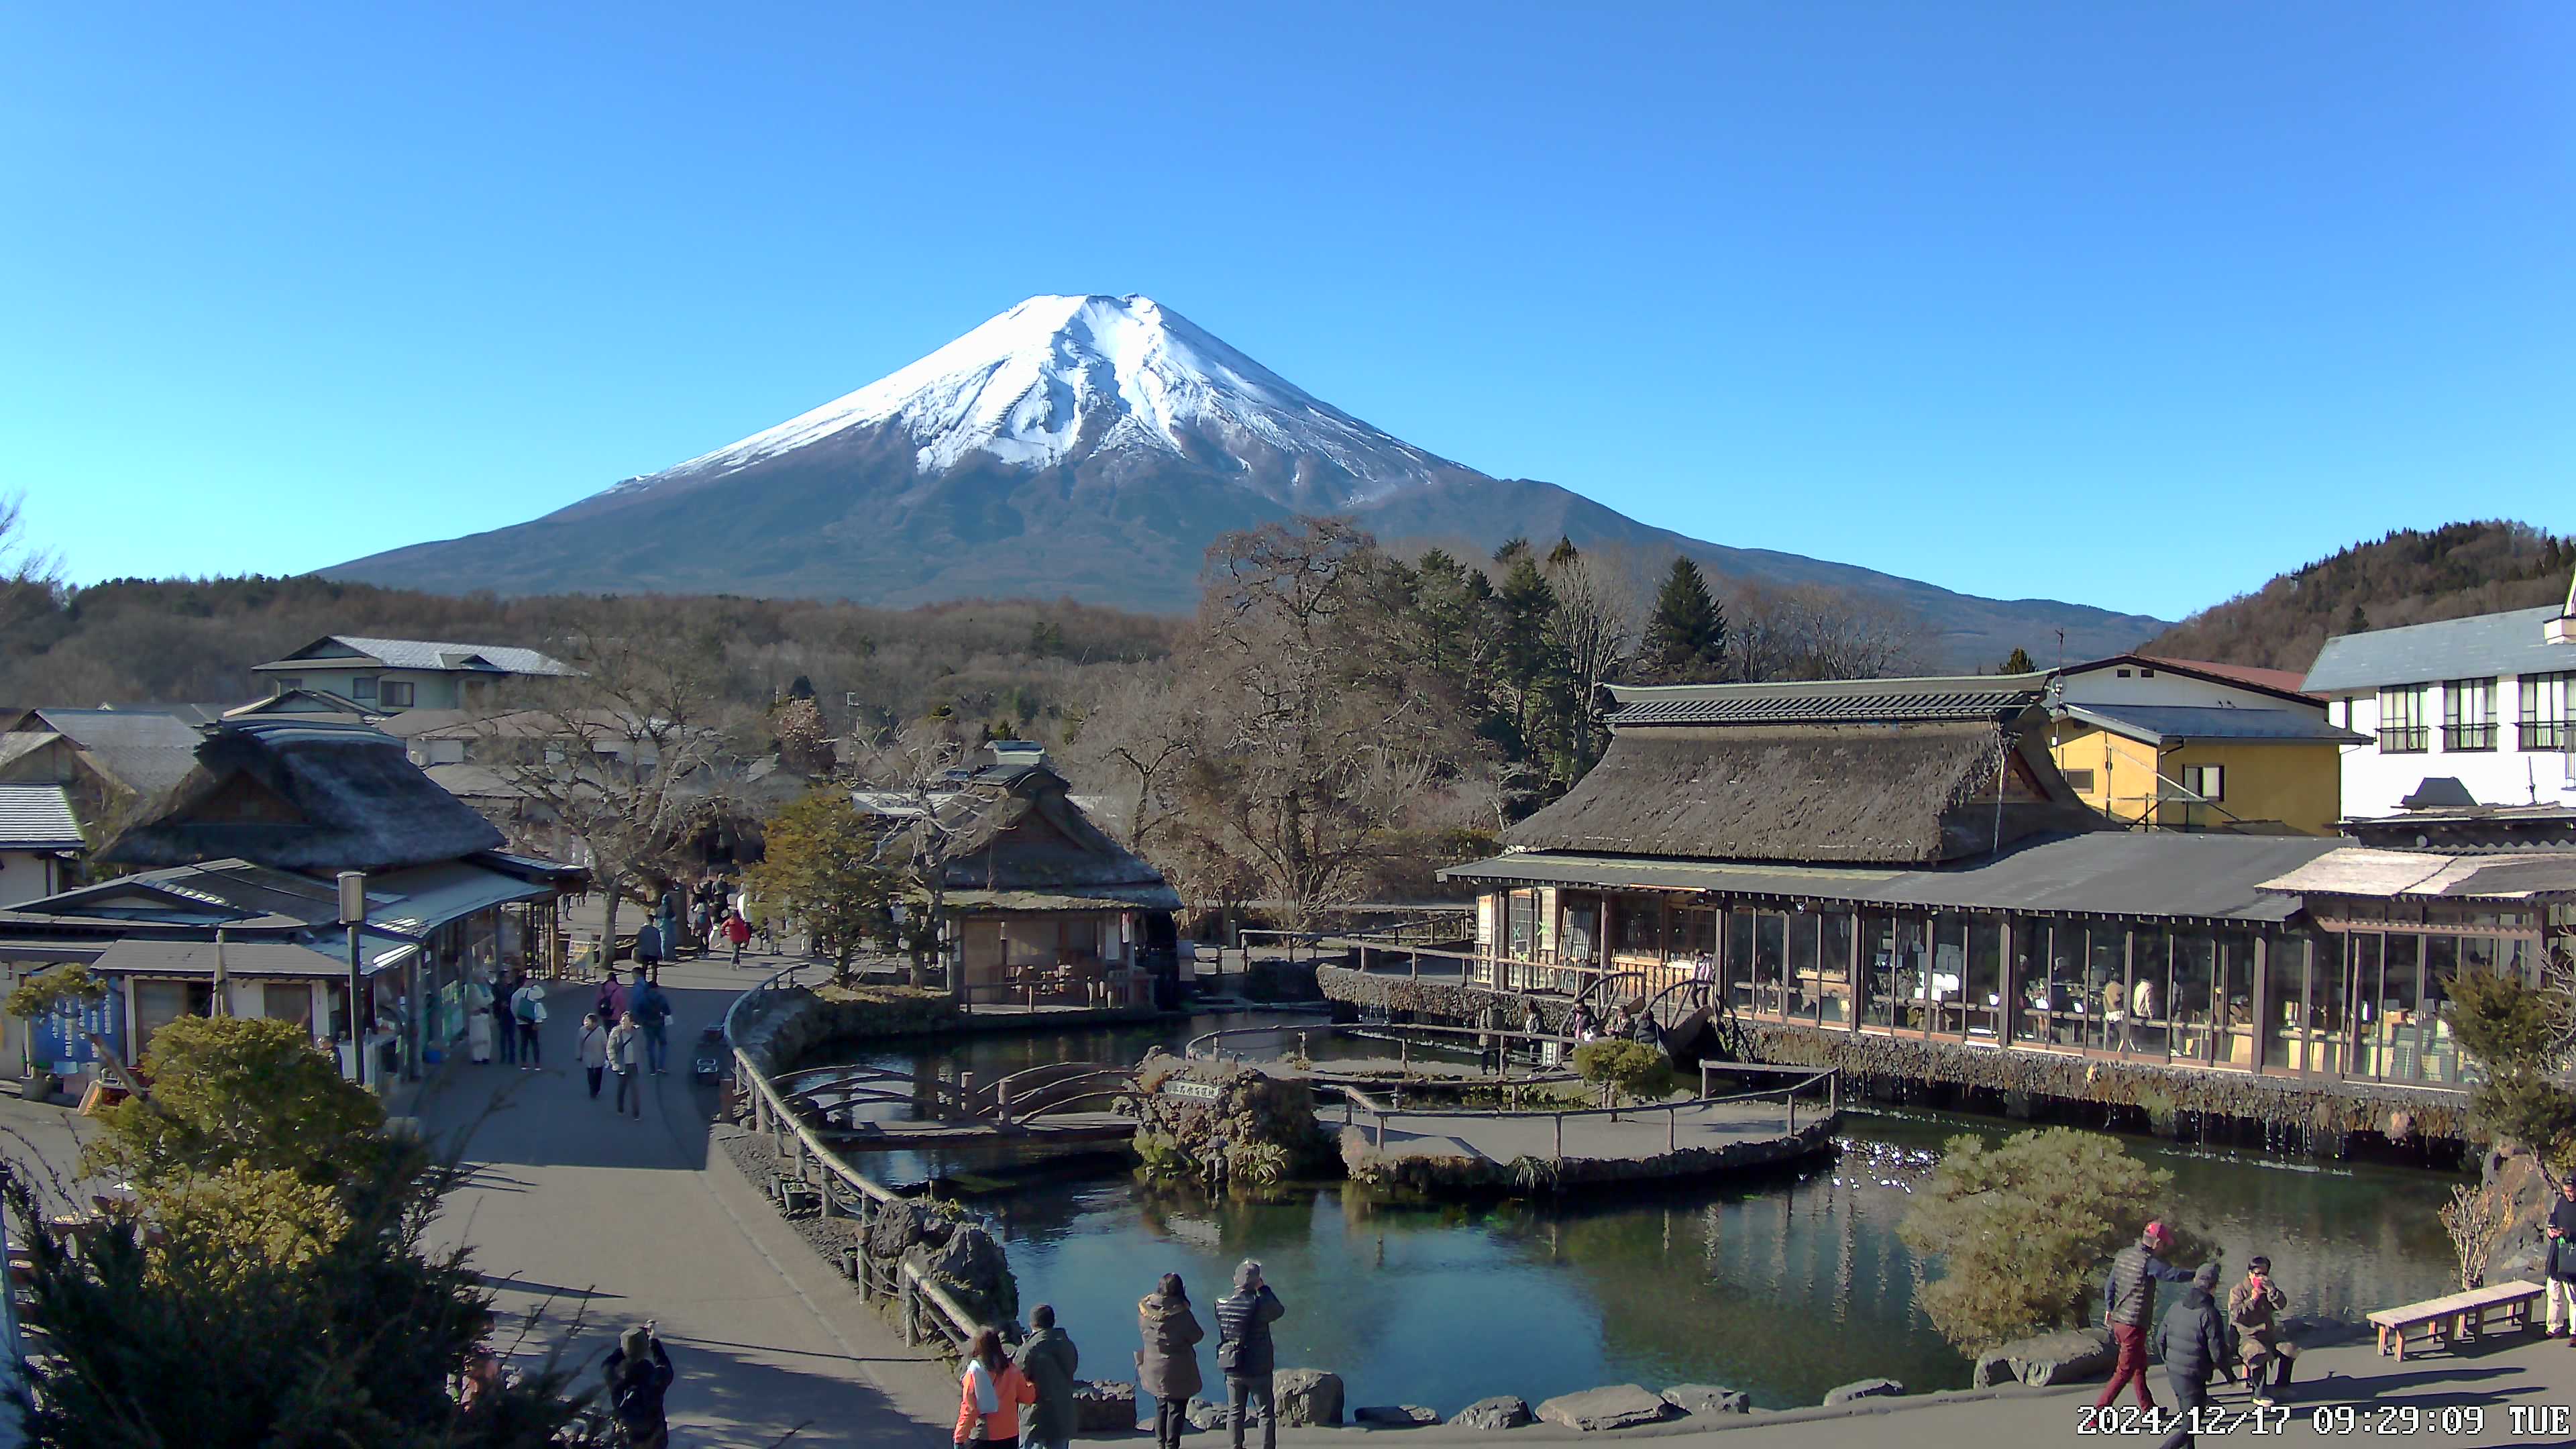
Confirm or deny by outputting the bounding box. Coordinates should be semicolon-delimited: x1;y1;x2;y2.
330;293;2167;664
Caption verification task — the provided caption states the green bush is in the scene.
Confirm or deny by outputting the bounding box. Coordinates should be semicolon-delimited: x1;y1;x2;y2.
1572;1039;1676;1106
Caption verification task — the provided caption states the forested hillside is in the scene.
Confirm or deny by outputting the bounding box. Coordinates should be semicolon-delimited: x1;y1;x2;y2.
0;574;1178;740
2145;521;2573;673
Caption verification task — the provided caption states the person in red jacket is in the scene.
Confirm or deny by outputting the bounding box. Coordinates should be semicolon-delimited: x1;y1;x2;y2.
722;910;753;966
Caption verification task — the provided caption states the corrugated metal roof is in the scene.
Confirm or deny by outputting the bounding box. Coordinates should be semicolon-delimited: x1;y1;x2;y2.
0;784;82;849
1443;832;2343;924
2304;606;2576;693
90;932;417;978
2057;704;2368;746
365;861;551;937
1605;674;2047;728
254;636;572;677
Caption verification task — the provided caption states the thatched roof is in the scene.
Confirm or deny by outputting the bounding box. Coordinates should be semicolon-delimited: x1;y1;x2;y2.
1510;676;2103;867
101;718;504;874
857;747;1179;912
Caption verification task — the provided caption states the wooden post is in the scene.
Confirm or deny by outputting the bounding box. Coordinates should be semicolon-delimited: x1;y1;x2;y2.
1829;1069;1840;1116
901;1272;920;1346
1411;947;1420;980
1552;1114;1564;1163
1788;1089;1799;1136
1667;1106;1677;1153
960;1072;976;1120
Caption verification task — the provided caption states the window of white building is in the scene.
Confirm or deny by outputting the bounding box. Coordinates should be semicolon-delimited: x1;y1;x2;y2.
2443;678;2498;752
2520;672;2572;751
2377;686;2429;753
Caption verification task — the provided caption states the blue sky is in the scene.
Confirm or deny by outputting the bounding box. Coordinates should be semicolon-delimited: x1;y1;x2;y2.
4;3;2568;621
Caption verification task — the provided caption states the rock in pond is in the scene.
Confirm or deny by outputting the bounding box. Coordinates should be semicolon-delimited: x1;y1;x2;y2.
1536;1385;1682;1432
1972;1328;2114;1389
1275;1368;1345;1427
1184;1397;1228;1432
1822;1378;1905;1406
1073;1380;1138;1432
1660;1383;1751;1416
1353;1405;1440;1428
1447;1397;1534;1432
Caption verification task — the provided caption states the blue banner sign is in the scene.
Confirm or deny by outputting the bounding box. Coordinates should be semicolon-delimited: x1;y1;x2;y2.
28;989;123;1076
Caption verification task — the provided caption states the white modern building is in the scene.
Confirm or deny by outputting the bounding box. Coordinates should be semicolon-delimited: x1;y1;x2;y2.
2304;601;2576;824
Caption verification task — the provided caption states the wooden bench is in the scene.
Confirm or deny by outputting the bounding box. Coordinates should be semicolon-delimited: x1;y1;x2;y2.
2368;1280;2546;1359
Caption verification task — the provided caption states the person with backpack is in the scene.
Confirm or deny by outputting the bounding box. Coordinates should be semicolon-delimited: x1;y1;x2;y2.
595;971;628;1033
2148;1263;2237;1449
602;1322;674;1448
608;1011;644;1118
630;971;672;1074
2096;1221;2200;1413
510;977;549;1069
1214;1260;1285;1449
1017;1303;1080;1449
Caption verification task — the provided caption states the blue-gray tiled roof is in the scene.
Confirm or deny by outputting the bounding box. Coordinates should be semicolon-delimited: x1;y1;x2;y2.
2304;606;2576;693
2057;704;2367;746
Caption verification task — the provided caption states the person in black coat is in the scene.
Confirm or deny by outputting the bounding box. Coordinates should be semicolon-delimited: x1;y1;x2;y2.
2149;1263;2237;1449
2546;1175;2576;1340
1214;1260;1286;1449
604;1323;676;1449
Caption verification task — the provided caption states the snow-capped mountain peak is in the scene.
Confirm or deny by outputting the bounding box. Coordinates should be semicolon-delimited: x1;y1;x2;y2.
625;294;1460;505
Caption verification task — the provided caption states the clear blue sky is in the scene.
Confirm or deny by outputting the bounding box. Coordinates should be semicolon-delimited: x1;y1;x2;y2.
5;3;2569;621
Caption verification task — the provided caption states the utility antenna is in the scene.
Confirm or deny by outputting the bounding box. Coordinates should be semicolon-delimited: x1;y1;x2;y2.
2055;628;2065;672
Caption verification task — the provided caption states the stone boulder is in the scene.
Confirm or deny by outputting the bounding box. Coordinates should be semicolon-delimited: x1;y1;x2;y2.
1971;1328;2114;1389
1185;1397;1228;1432
1353;1405;1440;1428
1275;1368;1345;1427
1447;1397;1534;1432
1822;1378;1904;1406
864;1199;943;1260
1535;1385;1682;1432
1660;1383;1750;1416
1073;1381;1138;1433
904;1221;1016;1326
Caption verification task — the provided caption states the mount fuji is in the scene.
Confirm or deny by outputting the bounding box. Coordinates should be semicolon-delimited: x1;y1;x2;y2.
329;294;2164;661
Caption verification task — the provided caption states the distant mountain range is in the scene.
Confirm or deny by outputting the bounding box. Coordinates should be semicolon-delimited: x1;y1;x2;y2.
329;294;2166;665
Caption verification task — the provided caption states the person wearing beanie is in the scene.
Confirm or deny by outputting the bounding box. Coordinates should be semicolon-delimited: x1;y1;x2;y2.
2149;1262;2237;1449
1214;1260;1286;1449
2228;1255;2296;1405
604;1321;675;1448
2096;1221;2201;1413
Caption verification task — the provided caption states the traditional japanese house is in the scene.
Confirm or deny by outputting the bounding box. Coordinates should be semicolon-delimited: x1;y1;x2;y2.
854;742;1181;1006
1433;675;2543;1122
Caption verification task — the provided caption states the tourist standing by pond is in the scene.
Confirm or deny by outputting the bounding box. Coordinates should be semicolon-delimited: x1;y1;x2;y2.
2227;1256;2295;1405
1215;1260;1285;1449
2546;1176;2576;1342
1018;1303;1079;1449
2096;1221;2199;1413
955;1326;1034;1448
1137;1274;1203;1449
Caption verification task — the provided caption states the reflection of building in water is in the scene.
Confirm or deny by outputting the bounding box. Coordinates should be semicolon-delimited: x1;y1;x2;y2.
1440;674;2576;1132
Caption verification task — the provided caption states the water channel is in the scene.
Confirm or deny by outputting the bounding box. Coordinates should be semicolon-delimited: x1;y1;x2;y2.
794;1014;2464;1414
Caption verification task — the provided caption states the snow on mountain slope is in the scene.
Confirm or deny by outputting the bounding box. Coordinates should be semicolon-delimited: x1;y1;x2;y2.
616;294;1460;505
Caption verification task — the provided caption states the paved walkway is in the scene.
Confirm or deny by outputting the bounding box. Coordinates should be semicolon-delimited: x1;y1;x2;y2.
411;947;957;1447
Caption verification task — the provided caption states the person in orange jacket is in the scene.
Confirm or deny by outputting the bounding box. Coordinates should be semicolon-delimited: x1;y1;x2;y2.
955;1326;1036;1448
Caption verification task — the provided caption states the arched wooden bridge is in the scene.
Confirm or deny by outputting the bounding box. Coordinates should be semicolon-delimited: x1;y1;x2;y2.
769;1059;1141;1149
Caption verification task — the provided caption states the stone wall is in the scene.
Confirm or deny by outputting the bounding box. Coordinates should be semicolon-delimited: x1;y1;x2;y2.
1341;1117;1838;1197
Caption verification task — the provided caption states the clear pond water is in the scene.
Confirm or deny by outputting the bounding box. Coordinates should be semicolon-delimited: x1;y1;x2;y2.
796;1016;2463;1414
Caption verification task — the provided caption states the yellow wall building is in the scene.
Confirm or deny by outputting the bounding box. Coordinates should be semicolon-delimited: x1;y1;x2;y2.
2046;656;2364;837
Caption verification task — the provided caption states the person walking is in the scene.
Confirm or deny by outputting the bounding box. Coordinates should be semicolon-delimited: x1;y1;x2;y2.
2226;1256;2296;1405
603;1322;675;1449
2096;1221;2199;1413
954;1326;1036;1448
635;919;663;972
511;976;549;1069
723;909;753;966
1018;1303;1079;1449
595;970;628;1032
494;968;521;1066
578;1012;610;1101
631;970;672;1075
608;1011;644;1118
1137;1273;1203;1449
2546;1175;2576;1342
1214;1260;1285;1449
2149;1263;2237;1449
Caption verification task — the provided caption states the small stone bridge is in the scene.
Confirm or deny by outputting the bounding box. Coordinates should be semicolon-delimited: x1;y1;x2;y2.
769;1060;1140;1149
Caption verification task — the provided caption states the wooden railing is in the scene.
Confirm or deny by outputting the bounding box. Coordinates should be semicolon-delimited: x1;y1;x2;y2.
1184;1019;1580;1079
723;962;994;1354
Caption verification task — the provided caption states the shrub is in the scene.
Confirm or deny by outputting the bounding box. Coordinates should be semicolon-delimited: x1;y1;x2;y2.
1572;1039;1676;1106
1897;1128;2184;1352
85;1016;384;1194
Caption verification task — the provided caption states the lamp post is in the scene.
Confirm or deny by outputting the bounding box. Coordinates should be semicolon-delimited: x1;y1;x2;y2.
338;871;366;1086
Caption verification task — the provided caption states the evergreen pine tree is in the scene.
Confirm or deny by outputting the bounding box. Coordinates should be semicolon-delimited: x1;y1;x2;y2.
2346;604;2371;635
1638;557;1729;683
1998;647;2036;674
1495;552;1562;751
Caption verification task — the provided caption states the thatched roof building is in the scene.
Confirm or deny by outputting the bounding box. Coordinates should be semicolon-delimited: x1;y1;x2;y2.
856;742;1180;913
101;718;504;875
1506;675;2101;866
